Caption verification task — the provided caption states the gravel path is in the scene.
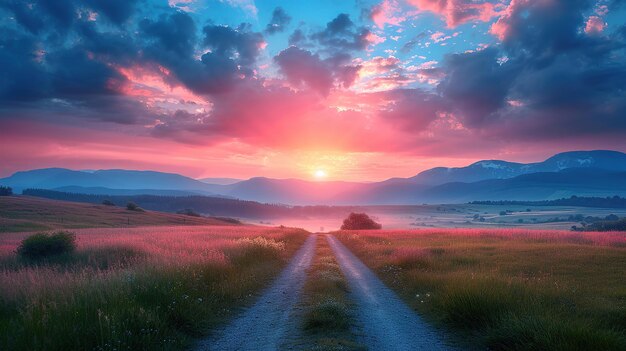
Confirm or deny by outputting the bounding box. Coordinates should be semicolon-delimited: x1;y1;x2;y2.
327;235;454;351
196;234;317;351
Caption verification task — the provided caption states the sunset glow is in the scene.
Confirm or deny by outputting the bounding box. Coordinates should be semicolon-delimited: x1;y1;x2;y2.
0;1;625;181
314;170;328;179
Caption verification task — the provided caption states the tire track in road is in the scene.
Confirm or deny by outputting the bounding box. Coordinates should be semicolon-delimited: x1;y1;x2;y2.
196;234;317;351
327;234;454;351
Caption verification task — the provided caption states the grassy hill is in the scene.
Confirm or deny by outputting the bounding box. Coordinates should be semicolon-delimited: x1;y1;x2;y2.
0;196;239;233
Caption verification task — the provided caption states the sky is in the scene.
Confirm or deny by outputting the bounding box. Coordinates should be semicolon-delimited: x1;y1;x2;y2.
1;0;626;181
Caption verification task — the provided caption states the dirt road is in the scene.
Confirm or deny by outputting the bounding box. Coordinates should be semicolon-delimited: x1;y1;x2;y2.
196;234;317;351
327;235;453;351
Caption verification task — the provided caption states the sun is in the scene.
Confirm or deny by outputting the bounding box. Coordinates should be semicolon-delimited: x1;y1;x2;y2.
314;169;328;179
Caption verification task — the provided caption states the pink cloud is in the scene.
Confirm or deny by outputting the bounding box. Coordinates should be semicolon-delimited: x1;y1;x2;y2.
584;16;606;35
371;0;407;28
408;0;502;27
366;32;387;46
489;0;526;41
356;56;401;78
115;65;209;108
595;5;608;16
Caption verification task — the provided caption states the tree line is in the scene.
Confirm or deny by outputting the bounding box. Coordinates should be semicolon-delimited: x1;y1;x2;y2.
471;195;626;208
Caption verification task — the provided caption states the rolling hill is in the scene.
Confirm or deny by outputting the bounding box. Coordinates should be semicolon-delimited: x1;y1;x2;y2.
0;196;240;233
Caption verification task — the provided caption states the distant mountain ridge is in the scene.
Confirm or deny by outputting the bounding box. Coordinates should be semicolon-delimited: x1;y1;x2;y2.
2;150;626;204
198;177;243;185
0;168;216;194
411;150;626;185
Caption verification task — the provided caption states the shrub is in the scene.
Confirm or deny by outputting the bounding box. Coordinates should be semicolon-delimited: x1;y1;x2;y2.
583;218;626;232
213;216;242;224
102;200;116;206
16;231;77;259
304;298;350;331
340;212;382;230
177;208;201;217
126;202;143;211
0;185;12;196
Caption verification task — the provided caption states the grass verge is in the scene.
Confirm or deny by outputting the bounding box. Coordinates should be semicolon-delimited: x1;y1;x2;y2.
0;226;308;351
292;234;365;351
335;229;626;351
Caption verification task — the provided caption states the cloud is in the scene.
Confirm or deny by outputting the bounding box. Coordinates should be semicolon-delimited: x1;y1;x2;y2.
585;16;606;35
274;46;362;95
378;89;448;131
203;23;265;67
274;47;335;95
140;13;264;95
438;48;520;127
311;14;372;52
407;0;501;27
440;0;626;140
370;0;407;28
2;0;626;169
223;0;258;17
265;7;291;34
84;0;139;25
140;12;197;57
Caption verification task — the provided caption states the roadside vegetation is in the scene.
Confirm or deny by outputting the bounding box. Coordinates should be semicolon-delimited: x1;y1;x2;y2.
335;228;626;350
292;235;364;350
0;226;308;351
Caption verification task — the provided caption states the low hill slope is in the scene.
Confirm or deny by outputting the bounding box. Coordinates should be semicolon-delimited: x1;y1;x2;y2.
0;196;239;233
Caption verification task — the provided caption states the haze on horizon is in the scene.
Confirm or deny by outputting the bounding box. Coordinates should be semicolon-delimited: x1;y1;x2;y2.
1;0;626;182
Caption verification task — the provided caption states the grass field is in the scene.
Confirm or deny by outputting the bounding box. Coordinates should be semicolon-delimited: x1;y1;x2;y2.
0;196;236;233
0;225;308;351
335;229;626;350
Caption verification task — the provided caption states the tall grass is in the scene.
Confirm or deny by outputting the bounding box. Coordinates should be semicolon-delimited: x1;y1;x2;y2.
335;228;626;351
0;225;308;351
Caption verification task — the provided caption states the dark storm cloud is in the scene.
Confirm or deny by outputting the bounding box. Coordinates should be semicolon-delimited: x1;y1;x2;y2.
274;46;334;95
288;29;306;46
275;14;370;95
438;48;520;127
36;0;77;28
1;0;139;31
274;46;362;95
140;12;197;57
434;0;626;139
265;7;291;34
75;21;138;63
379;89;448;131
0;1;46;33
203;22;265;67
311;13;371;52
0;28;49;101
84;0;139;25
139;12;252;95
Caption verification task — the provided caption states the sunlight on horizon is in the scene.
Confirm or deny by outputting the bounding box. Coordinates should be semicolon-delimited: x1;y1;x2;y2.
314;169;328;179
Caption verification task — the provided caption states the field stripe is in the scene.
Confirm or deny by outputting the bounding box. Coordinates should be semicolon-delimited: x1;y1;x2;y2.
327;235;453;351
196;234;317;351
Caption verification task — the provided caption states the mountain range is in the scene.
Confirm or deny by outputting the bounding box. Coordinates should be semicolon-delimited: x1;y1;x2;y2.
2;150;626;205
